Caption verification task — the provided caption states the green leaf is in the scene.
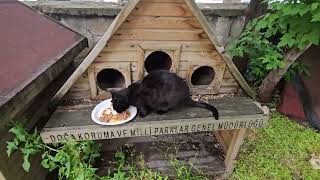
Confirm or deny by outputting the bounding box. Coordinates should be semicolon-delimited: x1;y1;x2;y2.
22;154;31;172
311;13;320;22
6;141;18;157
54;151;65;162
76;173;85;180
278;33;295;48
9;126;26;142
266;64;273;70
21;148;39;156
48;162;58;172
308;31;320;45
65;161;71;178
297;38;310;50
311;3;318;11
41;159;50;169
299;6;309;16
279;61;285;69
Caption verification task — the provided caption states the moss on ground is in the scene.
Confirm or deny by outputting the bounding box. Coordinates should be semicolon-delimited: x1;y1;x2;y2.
231;112;320;179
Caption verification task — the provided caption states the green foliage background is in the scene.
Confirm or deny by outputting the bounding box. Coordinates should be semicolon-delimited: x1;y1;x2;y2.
228;0;320;86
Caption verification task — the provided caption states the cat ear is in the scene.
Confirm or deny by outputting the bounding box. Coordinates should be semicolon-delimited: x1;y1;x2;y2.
110;90;116;96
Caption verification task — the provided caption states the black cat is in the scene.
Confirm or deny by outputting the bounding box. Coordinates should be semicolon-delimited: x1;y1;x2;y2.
111;70;219;120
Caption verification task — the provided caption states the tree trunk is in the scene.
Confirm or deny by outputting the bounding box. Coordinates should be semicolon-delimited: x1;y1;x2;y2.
244;0;268;25
258;44;312;102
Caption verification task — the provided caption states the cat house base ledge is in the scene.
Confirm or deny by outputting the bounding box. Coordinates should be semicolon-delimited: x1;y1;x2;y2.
41;96;268;144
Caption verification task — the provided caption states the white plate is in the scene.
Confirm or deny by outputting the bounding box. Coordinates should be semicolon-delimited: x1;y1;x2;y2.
91;99;137;125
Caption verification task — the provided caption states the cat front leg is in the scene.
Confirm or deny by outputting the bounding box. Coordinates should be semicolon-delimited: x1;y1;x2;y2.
156;105;170;115
138;106;149;117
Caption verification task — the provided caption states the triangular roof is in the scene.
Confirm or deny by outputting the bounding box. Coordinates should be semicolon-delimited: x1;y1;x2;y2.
51;0;255;106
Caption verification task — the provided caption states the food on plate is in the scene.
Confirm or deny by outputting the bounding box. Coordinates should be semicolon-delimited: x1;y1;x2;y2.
99;107;131;123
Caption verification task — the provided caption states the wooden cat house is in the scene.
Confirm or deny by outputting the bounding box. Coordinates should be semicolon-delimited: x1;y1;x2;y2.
60;0;255;100
42;0;268;178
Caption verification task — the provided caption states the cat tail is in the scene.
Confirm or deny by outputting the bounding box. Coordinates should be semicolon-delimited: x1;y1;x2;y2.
186;99;219;120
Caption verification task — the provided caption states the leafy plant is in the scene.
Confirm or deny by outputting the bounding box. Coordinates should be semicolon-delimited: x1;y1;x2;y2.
169;157;209;180
228;0;320;86
7;124;208;180
7;124;100;180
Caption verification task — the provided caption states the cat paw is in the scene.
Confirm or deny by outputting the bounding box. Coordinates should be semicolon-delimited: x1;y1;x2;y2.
156;110;167;115
138;106;149;118
139;112;148;118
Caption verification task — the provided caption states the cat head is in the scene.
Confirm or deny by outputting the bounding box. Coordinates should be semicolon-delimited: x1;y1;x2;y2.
110;89;129;113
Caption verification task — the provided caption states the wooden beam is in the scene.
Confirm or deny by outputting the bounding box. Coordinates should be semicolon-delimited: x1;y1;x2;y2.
87;68;97;99
41;97;268;143
104;40;215;52
113;29;208;41
136;44;145;80
122;16;202;29
172;45;182;73
222;129;247;178
51;0;141;106
131;2;193;17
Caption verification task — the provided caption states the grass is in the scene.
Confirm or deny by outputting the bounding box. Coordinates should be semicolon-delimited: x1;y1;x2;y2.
231;112;320;179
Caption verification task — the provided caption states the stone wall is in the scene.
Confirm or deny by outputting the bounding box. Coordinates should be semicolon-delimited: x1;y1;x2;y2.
25;1;248;48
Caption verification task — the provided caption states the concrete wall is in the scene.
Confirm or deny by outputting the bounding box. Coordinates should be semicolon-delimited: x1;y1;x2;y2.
25;1;248;48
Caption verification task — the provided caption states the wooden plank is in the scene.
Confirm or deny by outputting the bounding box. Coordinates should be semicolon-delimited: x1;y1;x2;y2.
219;130;233;149
140;0;184;3
51;0;141;106
96;51;137;62
136;45;145;80
219;85;240;94
222;129;247;178
223;68;236;79
41;114;267;143
180;51;224;64
214;131;228;153
104;40;215;52
125;63;131;87
132;2;193;17
178;70;188;79
41;97;269;143
221;78;238;86
122;16;202;29
215;64;227;93
172;45;182;73
113;29;208;41
66;90;91;100
68;75;90;94
87;68;97;99
69;84;90;92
